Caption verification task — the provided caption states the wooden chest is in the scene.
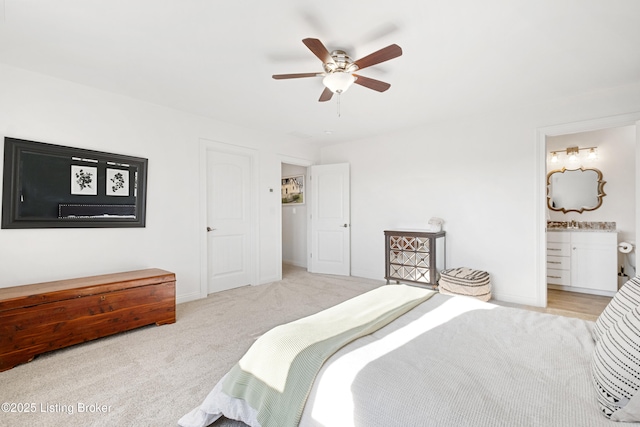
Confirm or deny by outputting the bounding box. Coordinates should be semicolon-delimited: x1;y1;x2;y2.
0;268;176;372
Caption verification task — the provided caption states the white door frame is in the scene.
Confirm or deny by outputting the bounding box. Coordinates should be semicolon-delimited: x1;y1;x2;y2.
535;112;640;307
278;155;314;281
199;138;258;298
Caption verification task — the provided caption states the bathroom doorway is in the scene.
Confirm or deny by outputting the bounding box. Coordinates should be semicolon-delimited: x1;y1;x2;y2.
540;116;640;312
282;162;309;279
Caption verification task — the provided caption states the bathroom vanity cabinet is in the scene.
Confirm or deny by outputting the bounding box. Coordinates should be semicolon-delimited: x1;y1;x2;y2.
546;230;618;296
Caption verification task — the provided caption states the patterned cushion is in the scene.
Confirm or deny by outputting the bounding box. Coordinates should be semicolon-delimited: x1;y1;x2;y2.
592;306;640;420
592;276;640;342
438;267;492;301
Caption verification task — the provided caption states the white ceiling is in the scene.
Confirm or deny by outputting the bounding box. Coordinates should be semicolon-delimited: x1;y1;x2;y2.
1;0;639;146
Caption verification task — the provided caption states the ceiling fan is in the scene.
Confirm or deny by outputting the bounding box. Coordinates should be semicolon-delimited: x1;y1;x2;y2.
272;38;403;102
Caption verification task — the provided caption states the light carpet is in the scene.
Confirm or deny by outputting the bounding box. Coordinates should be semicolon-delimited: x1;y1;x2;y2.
0;266;601;427
0;266;382;427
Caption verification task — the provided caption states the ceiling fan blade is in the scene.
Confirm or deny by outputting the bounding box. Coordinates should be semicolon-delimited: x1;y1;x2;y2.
302;38;335;65
353;74;391;92
272;72;320;80
318;87;333;102
354;44;402;70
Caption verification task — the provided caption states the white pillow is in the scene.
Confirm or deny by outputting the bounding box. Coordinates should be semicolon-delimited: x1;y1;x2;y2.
592;306;640;420
592;276;640;342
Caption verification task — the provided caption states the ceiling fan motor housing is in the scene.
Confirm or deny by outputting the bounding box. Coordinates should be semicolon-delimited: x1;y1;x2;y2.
323;50;359;74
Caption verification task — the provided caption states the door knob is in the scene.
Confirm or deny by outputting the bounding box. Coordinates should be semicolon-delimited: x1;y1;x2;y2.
207;227;216;232
341;224;349;228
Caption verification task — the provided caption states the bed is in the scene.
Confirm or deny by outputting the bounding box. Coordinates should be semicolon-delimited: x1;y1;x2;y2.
179;281;640;427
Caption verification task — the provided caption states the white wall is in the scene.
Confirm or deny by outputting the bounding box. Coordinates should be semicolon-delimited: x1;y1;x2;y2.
3;62;639;307
320;83;640;306
0;64;320;302
281;164;308;268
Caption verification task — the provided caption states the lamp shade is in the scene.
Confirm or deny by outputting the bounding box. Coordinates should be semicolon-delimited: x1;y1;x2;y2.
323;72;356;94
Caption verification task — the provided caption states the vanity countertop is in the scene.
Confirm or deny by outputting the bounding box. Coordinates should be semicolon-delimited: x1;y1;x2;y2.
547;221;616;232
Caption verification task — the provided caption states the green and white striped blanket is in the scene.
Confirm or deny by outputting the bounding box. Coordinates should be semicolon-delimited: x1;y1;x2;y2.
220;284;435;427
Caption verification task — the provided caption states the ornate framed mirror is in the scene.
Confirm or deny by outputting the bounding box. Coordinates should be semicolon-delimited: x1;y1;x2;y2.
546;167;606;214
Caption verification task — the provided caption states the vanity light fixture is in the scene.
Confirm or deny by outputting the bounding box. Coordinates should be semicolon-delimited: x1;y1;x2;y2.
549;146;598;163
567;146;579;162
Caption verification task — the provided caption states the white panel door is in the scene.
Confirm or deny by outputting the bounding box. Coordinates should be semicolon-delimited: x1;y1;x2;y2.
207;151;252;293
310;163;350;275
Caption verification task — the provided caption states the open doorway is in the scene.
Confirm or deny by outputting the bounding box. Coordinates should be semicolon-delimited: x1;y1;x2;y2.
280;161;352;280
282;163;309;279
536;112;640;307
544;125;634;318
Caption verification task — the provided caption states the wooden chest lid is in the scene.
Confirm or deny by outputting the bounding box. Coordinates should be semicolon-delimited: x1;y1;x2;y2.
0;268;175;312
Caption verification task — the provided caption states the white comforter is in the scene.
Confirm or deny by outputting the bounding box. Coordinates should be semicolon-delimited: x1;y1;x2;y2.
182;293;632;427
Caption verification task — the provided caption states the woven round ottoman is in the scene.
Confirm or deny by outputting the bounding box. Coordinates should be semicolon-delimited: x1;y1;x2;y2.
438;267;491;302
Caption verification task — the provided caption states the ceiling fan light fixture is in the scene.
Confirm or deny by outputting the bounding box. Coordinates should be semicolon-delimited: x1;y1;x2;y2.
273;38;402;103
323;72;356;94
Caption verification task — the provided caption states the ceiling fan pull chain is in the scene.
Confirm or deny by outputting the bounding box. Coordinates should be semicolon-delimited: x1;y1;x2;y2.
337;93;341;117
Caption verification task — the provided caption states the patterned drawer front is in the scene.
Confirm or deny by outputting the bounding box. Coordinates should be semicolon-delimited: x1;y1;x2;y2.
415;237;430;253
389;264;403;279
389;236;430;252
389;236;418;251
389;265;431;283
415;252;430;267
390;250;403;264
547;255;570;270
390;251;431;267
415;267;431;283
547;242;570;257
547;268;571;285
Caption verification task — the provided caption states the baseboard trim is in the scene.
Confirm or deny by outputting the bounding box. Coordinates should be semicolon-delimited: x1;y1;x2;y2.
350;269;380;282
177;291;203;305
